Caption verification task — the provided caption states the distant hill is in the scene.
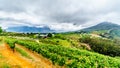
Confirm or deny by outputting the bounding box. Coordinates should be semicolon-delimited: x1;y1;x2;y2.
82;22;120;32
81;22;120;38
6;26;55;33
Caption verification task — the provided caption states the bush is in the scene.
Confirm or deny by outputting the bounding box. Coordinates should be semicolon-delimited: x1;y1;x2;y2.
79;34;120;57
47;33;53;37
0;27;2;33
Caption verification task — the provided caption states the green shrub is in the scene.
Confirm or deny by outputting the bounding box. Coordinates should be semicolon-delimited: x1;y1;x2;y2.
79;34;120;57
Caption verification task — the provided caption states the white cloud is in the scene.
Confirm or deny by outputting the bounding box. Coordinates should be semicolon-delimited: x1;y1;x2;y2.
48;23;82;31
0;11;40;23
0;0;120;31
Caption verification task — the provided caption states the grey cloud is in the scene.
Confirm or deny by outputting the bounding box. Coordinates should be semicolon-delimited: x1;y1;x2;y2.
0;0;120;31
0;0;25;13
0;17;34;27
49;13;91;24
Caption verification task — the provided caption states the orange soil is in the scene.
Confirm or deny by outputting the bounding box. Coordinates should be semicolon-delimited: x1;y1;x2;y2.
15;44;56;68
0;43;56;68
0;43;34;68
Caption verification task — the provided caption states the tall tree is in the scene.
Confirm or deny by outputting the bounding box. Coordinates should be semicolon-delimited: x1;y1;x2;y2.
0;27;2;33
47;33;53;37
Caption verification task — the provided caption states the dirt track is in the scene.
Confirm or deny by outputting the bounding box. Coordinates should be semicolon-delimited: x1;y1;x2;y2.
0;43;34;68
0;43;55;68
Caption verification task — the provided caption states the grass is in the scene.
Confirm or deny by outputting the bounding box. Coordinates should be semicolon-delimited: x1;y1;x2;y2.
0;38;3;45
39;38;71;47
52;39;71;47
115;57;120;60
15;47;33;60
0;54;11;68
0;53;3;58
0;63;11;68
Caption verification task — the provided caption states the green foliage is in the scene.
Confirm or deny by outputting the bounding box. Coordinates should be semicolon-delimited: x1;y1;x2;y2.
5;39;16;51
39;38;71;47
109;29;120;38
79;34;120;57
15;47;33;59
47;33;53;37
5;38;120;68
54;34;66;40
0;27;2;33
0;64;11;68
0;53;3;58
79;34;91;43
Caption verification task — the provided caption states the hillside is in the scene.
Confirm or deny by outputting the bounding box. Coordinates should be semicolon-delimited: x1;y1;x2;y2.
0;31;120;68
82;22;120;31
81;22;120;38
4;37;120;68
0;39;56;68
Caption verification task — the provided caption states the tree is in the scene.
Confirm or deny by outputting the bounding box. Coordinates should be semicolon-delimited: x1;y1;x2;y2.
0;27;2;33
47;33;53;37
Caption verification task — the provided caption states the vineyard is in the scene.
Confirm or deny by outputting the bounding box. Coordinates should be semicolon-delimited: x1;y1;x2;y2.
5;38;120;68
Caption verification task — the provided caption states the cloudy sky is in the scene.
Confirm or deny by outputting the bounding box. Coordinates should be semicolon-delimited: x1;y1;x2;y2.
0;0;120;31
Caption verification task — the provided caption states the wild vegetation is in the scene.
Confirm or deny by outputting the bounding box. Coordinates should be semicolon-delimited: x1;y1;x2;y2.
0;27;2;33
79;34;120;57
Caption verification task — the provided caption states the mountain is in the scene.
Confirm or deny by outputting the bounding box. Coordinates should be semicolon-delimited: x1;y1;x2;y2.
82;22;120;32
6;26;55;33
81;22;120;38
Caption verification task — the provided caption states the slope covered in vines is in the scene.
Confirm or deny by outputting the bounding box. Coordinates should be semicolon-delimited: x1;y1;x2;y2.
5;38;120;68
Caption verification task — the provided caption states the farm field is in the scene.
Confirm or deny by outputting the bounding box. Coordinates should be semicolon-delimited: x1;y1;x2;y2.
0;33;120;68
0;38;57;68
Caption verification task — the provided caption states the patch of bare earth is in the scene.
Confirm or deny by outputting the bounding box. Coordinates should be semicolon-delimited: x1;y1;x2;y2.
0;43;62;68
0;43;34;68
16;44;60;68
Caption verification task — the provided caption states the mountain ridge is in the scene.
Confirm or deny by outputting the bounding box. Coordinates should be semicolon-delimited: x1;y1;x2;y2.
6;26;55;33
82;22;120;32
80;22;120;38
